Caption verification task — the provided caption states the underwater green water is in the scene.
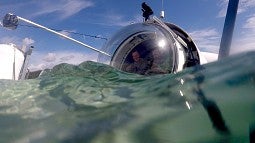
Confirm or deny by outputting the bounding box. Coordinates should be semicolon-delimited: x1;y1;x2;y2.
0;52;255;143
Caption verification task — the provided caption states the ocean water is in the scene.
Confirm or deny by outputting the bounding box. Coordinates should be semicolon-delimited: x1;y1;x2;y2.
0;52;254;143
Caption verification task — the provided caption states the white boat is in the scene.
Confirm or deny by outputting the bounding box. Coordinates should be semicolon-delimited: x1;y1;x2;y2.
0;43;33;80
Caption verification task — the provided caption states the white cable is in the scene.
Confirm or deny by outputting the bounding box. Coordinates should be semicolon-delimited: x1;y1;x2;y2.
17;15;111;56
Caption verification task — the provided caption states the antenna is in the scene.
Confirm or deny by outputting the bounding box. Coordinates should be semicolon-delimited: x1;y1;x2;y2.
218;0;239;60
2;13;111;57
160;0;165;19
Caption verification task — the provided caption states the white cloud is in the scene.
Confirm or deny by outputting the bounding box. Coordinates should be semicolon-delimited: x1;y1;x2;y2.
0;0;93;20
23;0;94;20
189;12;255;56
28;51;98;71
231;36;255;54
0;36;35;52
43;53;57;62
22;38;34;46
243;14;255;29
182;18;255;60
89;12;142;27
58;30;72;37
216;0;255;54
60;55;75;62
218;0;255;17
22;38;35;51
0;36;19;44
231;14;255;54
189;28;221;53
105;14;131;26
93;13;137;27
238;0;255;13
200;52;218;63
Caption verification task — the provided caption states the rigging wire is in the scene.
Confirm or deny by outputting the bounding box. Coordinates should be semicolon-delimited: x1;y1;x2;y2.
18;24;108;41
161;0;164;10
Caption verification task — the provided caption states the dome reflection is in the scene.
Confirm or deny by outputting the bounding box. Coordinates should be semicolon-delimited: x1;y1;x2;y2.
98;17;201;75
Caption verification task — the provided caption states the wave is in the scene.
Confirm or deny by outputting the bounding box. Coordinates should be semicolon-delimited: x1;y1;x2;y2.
0;52;255;142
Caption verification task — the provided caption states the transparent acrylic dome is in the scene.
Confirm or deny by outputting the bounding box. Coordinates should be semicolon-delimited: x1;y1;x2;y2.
98;15;202;75
98;22;178;75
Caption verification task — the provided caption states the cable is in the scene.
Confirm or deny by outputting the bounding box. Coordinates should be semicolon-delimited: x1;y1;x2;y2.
18;24;108;41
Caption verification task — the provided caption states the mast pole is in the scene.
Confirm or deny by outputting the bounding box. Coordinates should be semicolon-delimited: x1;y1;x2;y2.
218;0;239;60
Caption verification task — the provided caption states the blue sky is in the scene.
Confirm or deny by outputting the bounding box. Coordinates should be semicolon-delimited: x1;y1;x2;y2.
1;0;255;71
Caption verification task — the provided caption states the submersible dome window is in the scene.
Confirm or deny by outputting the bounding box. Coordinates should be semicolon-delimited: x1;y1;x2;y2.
98;20;200;75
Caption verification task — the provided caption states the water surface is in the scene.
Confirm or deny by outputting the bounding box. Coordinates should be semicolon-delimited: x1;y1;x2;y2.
0;52;255;143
